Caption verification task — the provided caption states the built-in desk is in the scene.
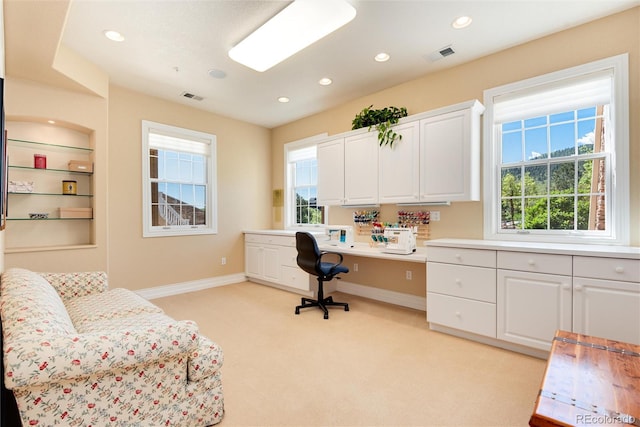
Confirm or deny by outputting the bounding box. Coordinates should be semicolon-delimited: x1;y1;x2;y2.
317;241;427;263
244;230;427;311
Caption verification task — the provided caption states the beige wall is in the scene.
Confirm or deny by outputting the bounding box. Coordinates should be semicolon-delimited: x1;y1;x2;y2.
4;77;109;272
107;86;272;289
272;7;640;248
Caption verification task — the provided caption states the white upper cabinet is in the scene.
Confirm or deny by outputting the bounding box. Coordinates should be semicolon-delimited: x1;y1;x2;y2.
419;100;484;202
316;100;484;206
378;121;420;204
343;131;379;206
317;137;345;205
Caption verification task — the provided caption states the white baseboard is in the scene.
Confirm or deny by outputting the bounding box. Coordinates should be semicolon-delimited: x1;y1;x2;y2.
136;273;246;300
336;280;426;311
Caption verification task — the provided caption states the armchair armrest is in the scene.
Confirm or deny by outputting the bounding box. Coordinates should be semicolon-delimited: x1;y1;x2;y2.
4;321;199;389
38;271;108;302
187;336;224;382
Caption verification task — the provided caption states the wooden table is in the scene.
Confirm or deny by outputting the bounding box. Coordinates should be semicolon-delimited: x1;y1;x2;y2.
530;330;640;427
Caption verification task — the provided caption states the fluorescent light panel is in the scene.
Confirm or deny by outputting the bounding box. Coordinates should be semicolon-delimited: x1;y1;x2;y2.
229;0;356;72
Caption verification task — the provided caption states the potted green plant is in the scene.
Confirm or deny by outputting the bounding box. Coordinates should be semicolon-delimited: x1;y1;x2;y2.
352;105;408;147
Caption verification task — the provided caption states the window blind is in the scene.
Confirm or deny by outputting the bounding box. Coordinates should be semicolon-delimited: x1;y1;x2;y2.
287;145;316;163
492;70;612;123
149;130;210;155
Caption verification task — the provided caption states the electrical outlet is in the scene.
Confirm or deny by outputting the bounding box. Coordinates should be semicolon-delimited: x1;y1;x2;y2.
221;257;227;265
431;211;440;221
353;263;359;272
406;270;412;280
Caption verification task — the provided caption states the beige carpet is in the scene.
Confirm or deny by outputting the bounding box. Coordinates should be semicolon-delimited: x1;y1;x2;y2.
153;282;546;426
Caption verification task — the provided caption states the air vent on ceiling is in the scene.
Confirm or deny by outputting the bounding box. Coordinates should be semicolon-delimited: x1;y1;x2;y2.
181;91;204;101
426;45;456;62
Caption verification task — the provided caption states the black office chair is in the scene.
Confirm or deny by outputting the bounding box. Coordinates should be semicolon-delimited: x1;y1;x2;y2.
294;232;350;319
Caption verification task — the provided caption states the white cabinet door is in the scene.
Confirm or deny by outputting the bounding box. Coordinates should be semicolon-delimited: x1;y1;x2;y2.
262;246;280;282
244;243;280;282
497;269;572;351
245;243;264;278
378;121;420;204
419;103;481;202
573;277;640;345
344;131;378;205
317;137;345;205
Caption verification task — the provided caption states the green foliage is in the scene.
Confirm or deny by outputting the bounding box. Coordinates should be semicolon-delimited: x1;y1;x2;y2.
500;158;599;231
295;193;323;224
352;105;408;148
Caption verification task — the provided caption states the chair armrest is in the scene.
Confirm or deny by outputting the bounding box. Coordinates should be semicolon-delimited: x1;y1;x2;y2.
3;321;198;389
187;336;224;382
38;271;108;302
318;251;344;265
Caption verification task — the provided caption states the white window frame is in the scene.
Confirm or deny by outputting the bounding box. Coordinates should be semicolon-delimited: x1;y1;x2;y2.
284;133;329;230
482;54;629;245
142;120;218;237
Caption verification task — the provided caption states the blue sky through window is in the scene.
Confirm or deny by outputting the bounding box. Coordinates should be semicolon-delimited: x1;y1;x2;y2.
501;107;598;164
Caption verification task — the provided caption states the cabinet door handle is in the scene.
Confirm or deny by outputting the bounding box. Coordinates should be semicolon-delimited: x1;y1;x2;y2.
615;266;624;274
455;311;461;317
562;283;571;290
527;259;536;266
455;254;462;261
455;279;462;286
574;284;583;291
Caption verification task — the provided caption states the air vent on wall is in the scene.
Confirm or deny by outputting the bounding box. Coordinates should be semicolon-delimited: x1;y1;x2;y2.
426;45;456;62
181;91;204;101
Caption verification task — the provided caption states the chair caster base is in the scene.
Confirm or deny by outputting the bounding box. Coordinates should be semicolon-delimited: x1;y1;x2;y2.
295;296;349;319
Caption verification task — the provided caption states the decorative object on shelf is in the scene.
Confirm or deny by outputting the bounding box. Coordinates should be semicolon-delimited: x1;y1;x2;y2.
28;213;49;219
8;180;34;193
59;207;92;218
351;105;408;147
68;160;93;173
34;154;47;169
62;180;77;195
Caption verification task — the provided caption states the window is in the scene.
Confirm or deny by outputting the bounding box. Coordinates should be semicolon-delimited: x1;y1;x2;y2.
142;120;217;237
483;54;629;244
284;135;328;228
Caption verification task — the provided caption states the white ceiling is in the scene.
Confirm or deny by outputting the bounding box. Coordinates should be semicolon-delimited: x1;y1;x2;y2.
60;0;639;128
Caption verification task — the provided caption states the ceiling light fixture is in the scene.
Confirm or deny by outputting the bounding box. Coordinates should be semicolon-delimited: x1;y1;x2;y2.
452;16;472;29
278;97;290;103
228;0;356;72
103;30;125;42
374;52;390;62
319;77;333;86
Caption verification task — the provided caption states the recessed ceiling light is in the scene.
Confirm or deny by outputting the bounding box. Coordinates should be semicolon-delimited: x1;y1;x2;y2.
278;97;290;103
374;52;390;62
452;16;472;29
208;69;227;79
228;0;356;72
318;77;332;86
47;120;56;124
103;30;125;42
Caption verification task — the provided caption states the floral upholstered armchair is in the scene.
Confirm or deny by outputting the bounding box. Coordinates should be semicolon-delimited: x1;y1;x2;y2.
0;268;224;426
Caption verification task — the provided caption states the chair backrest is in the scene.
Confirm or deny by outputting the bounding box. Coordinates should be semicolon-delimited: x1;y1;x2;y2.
295;232;321;277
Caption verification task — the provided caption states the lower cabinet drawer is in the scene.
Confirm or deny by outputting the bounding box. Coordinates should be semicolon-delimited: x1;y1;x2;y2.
427;262;496;303
427;293;496;338
281;266;310;291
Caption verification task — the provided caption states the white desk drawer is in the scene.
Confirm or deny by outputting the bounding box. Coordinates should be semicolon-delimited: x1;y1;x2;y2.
427;247;496;268
427;262;496;303
280;246;299;268
245;233;295;247
497;251;571;276
281;266;309;291
574;256;640;283
427;293;496;338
